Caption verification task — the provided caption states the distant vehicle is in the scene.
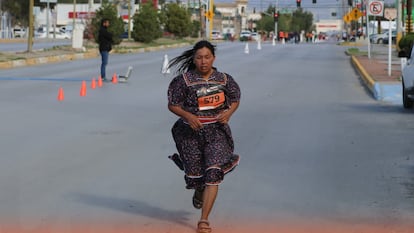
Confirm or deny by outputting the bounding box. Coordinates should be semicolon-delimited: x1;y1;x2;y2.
370;30;396;44
13;28;26;38
211;30;223;40
398;46;414;108
382;31;397;44
239;31;251;40
250;32;259;41
36;28;71;39
59;25;73;34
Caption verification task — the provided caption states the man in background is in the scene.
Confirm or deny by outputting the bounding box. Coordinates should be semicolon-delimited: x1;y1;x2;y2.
98;18;113;82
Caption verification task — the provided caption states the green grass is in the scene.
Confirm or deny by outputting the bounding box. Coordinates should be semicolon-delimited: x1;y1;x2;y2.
346;47;368;56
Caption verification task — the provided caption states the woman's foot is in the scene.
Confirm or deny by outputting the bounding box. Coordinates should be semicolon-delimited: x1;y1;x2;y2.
197;220;212;233
192;187;204;209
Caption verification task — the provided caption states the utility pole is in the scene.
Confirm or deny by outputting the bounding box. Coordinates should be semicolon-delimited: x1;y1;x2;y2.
408;0;412;33
28;0;34;52
73;0;76;29
128;0;131;40
199;0;205;38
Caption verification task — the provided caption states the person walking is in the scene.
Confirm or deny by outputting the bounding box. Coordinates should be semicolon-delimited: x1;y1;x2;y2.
167;40;241;233
98;18;113;82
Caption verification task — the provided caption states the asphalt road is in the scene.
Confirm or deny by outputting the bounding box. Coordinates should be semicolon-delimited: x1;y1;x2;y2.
0;41;413;233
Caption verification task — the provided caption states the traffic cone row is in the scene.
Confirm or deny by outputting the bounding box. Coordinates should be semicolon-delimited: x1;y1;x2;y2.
57;73;118;102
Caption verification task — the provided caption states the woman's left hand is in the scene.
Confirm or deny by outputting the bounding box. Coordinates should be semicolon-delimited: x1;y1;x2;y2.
217;110;232;124
217;102;239;124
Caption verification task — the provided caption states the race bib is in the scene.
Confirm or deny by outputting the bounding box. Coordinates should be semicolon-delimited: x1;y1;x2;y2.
198;92;225;111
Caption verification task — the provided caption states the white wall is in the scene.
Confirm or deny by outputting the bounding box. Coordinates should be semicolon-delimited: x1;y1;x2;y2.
35;3;138;27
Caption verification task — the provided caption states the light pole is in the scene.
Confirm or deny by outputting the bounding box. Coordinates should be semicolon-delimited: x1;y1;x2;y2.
128;0;131;40
28;0;34;52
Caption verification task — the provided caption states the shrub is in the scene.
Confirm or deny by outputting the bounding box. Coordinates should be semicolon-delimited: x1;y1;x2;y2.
398;33;414;58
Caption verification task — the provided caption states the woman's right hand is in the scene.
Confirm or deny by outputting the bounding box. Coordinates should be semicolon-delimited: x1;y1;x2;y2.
185;113;203;131
168;105;203;130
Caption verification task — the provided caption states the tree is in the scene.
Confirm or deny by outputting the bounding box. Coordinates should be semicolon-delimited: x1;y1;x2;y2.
256;16;274;33
132;2;162;43
255;5;314;35
291;8;313;33
163;3;192;38
190;20;201;38
90;2;124;45
256;6;275;33
0;0;63;27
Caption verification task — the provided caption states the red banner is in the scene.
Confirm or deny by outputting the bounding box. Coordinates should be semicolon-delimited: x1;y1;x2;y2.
68;12;96;19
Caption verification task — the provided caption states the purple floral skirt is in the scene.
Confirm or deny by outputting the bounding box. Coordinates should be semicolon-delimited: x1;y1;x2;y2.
170;119;240;189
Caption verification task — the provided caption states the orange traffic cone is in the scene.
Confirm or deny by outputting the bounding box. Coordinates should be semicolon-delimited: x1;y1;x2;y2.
80;80;87;96
91;77;96;89
112;73;118;84
57;87;64;101
97;76;103;87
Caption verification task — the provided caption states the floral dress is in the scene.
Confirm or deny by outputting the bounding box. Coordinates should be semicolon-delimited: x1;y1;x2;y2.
168;69;241;189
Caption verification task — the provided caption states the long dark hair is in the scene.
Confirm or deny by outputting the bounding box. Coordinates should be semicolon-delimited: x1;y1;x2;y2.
168;40;216;74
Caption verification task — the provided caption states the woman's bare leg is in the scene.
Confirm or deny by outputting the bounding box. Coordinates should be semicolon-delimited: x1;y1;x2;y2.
198;185;218;231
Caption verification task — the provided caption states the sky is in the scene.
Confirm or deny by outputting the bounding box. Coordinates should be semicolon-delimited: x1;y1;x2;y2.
214;0;396;21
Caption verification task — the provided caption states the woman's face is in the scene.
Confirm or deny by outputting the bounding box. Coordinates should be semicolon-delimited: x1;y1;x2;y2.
193;47;215;76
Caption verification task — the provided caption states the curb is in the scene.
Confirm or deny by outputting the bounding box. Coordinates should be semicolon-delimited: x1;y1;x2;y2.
0;42;190;69
0;50;99;69
351;55;402;104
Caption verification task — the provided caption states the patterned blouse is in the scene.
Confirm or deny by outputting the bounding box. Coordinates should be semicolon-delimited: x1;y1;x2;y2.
168;69;241;118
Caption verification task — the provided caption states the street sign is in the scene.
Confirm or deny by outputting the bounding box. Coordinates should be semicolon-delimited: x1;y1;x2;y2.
351;8;363;20
384;8;397;20
343;14;352;23
40;0;58;2
367;0;384;16
205;11;214;20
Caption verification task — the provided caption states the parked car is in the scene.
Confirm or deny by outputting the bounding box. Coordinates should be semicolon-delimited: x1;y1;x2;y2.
13;28;26;38
382;31;397;44
36;29;71;39
211;30;223;40
399;46;414;108
250;32;259;41
239;31;251;41
370;30;396;44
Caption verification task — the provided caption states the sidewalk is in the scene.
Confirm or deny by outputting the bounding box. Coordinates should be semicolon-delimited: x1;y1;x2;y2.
349;39;402;104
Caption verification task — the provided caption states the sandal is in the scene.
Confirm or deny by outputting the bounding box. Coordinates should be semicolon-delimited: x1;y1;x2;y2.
197;220;212;233
192;187;204;209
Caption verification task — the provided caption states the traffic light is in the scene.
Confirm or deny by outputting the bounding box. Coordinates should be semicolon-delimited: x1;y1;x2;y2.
348;0;353;6
312;0;316;3
274;11;279;22
296;0;301;8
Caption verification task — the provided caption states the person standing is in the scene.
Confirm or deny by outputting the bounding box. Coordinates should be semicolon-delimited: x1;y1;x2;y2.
98;18;113;82
167;40;241;233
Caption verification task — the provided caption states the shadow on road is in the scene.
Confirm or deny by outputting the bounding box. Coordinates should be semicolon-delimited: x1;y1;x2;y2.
70;192;194;229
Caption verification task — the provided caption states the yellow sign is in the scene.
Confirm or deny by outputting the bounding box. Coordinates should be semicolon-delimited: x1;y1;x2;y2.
343;14;352;23
205;11;214;20
343;8;363;23
351;7;363;20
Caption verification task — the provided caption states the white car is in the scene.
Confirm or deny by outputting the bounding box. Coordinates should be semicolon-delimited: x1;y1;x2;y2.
370;31;396;44
13;28;26;38
239;31;251;40
36;29;71;39
400;47;414;108
211;30;223;40
250;32;259;41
